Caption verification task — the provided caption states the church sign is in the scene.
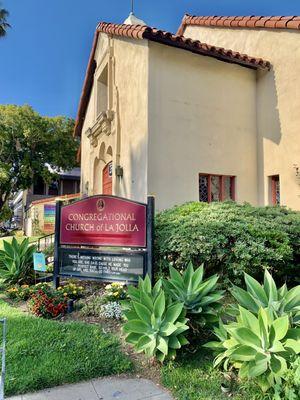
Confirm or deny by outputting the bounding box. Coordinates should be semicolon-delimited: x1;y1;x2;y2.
53;195;154;287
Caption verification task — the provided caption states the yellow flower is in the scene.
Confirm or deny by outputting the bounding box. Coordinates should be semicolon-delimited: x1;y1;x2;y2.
73;291;77;294
113;292;118;296
79;286;84;290
63;293;68;297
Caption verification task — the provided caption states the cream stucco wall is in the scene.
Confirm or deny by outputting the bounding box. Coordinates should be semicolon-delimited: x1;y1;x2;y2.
147;42;258;210
80;33;149;204
183;26;300;210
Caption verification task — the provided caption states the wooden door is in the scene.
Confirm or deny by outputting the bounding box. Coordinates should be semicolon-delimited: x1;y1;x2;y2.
102;161;112;195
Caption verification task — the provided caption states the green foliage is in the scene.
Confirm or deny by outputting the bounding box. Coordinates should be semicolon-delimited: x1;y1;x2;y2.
204;307;300;393
231;270;300;327
155;201;300;285
0;237;36;285
273;357;300;400
0;105;78;214
163;262;224;328
80;294;104;317
123;276;189;362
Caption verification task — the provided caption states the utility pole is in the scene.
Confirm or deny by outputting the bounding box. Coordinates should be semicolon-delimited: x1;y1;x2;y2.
131;0;134;14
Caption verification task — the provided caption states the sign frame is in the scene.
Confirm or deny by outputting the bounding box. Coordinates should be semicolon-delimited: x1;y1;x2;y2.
53;195;154;288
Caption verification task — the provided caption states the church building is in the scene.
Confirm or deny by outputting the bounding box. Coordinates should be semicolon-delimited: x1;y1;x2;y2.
75;13;300;211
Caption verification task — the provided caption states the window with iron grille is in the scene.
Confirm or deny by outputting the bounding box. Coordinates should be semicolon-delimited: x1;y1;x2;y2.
199;174;235;203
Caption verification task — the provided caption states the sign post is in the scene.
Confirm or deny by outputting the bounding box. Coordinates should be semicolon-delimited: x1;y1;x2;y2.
53;195;154;287
53;200;62;289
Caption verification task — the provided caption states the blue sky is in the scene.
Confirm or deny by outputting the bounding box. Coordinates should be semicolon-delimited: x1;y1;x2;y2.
1;0;300;118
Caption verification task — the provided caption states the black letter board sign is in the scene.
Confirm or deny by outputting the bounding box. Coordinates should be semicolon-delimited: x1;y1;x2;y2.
53;195;154;288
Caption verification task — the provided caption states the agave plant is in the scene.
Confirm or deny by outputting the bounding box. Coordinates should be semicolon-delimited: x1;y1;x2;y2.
123;276;189;362
163;262;224;327
204;306;300;393
0;238;36;285
230;270;300;326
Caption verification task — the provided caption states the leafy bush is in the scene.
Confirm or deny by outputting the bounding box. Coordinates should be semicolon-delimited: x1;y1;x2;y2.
163;262;224;328
80;295;104;317
123;276;189;362
155;202;300;285
273;357;300;400
28;285;67;319
0;238;36;285
205;307;300;393
231;270;300;327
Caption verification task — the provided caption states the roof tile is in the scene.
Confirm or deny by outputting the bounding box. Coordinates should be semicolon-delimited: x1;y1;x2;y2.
177;14;300;35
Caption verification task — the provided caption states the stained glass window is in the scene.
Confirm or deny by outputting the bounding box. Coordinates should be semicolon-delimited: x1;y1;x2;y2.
199;174;235;203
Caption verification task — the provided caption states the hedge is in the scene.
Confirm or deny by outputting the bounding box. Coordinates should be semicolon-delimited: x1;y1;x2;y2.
154;202;300;285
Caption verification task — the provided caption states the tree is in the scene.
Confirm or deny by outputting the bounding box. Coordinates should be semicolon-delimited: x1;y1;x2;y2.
0;2;10;37
0;104;78;215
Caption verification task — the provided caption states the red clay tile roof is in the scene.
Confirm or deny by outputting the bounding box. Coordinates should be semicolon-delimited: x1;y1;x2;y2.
177;15;300;36
74;22;271;137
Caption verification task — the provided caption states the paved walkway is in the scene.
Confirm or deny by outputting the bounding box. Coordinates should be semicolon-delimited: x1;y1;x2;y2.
7;377;173;400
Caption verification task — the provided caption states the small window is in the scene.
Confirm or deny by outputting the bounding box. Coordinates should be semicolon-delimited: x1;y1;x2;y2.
270;175;280;205
199;174;235;203
97;65;108;116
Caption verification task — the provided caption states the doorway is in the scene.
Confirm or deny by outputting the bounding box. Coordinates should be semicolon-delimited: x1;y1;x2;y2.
102;161;113;195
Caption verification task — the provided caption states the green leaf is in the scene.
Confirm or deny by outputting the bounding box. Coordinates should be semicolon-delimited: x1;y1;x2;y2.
238;306;260;336
164;303;184;323
191;264;204;290
168;336;181;349
160;322;177;336
270;354;287;375
123;320;149;334
272;315;289;341
230;345;257;361
153;291;165;319
157;336;168;355
248;358;268;377
285;339;300;354
263;270;278;303
231;285;259;313
169;266;183;286
229;327;261;349
244;273;268;306
125;332;141;344
132;302;152;322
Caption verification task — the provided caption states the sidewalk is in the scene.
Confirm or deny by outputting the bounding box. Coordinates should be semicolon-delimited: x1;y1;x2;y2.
7;377;173;400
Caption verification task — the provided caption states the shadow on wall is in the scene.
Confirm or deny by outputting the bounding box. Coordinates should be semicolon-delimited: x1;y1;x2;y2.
256;68;282;205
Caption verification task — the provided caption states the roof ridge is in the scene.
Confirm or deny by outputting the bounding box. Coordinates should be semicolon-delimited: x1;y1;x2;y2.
177;15;300;35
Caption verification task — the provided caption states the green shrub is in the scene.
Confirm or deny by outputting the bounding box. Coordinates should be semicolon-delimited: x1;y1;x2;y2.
163;262;224;329
79;295;104;317
155;202;300;285
230;270;300;327
204;307;300;393
123;276;189;362
0;238;36;285
273;357;300;399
